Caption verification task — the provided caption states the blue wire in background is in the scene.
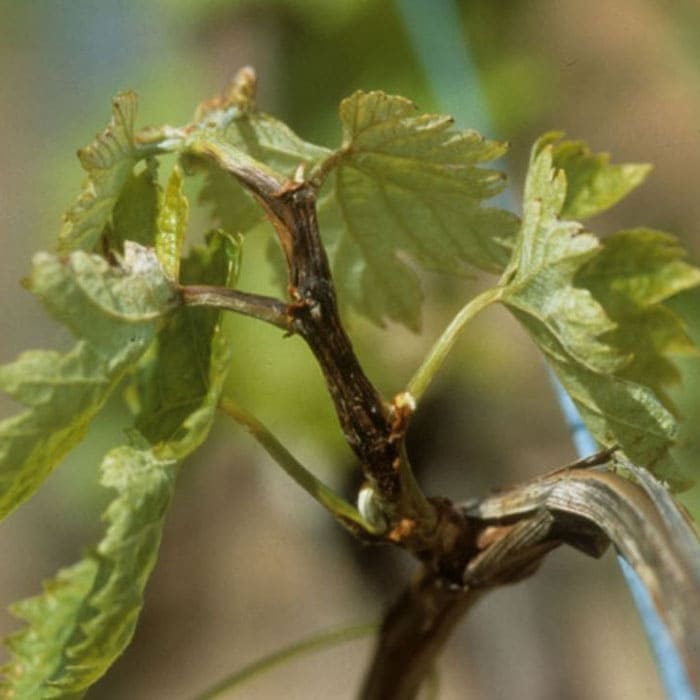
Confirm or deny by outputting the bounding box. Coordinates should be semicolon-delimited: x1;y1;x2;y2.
394;1;696;697
550;374;695;700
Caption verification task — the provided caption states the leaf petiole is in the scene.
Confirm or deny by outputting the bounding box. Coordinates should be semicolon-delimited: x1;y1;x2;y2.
407;286;503;402
219;397;382;535
181;285;290;330
192;622;376;699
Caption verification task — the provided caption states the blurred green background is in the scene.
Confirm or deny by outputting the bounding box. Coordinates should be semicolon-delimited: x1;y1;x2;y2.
1;1;699;698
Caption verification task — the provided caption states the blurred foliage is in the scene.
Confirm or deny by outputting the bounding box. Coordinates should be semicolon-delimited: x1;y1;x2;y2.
673;287;700;516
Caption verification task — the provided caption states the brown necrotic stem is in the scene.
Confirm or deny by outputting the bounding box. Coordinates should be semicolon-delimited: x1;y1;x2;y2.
267;185;408;503
191;140;438;533
360;572;480;700
361;509;562;700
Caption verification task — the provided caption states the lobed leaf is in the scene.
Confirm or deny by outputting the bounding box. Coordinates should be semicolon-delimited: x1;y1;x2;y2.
1;444;177;698
544;133;652;220
500;139;626;374
1;223;240;696
190;68;330;178
105;158;160;251
0;244;175;521
59;92;141;251
499;140;682;475
134;229;240;456
576;228;700;412
57;445;176;693
319;90;519;330
191;157;261;235
156;70;329;237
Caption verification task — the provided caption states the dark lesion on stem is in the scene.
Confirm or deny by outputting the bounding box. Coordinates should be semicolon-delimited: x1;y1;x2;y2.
179;148;405;503
189;145;462;565
269;184;404;500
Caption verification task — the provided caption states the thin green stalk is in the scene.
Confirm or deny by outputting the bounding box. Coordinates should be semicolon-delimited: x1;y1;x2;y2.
425;665;441;700
396;442;438;529
407;286;502;401
192;623;376;700
219;397;380;535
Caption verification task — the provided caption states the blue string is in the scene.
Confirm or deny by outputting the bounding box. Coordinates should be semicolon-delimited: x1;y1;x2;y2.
549;374;695;700
394;1;696;697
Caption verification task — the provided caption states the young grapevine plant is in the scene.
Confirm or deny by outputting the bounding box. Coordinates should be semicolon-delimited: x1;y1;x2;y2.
0;68;699;698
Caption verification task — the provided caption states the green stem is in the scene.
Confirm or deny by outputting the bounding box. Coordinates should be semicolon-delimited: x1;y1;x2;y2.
192;623;376;700
219;397;381;535
396;443;437;528
407;286;502;402
425;665;441;700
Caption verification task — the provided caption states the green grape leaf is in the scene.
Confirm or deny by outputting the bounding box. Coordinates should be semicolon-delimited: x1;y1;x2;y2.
576;228;700;412
499;139;680;475
1;559;96;699
218;111;330;177
544;133;652;220
1;233;239;696
134;229;240;456
143;87;518;331
176;117;319;239
143;71;328;236
0;244;175;521
319;90;519;330
1;444;177;698
59;92;141;251
191;157;261;235
189;70;330;177
155;165;189;280
105;158;160;251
